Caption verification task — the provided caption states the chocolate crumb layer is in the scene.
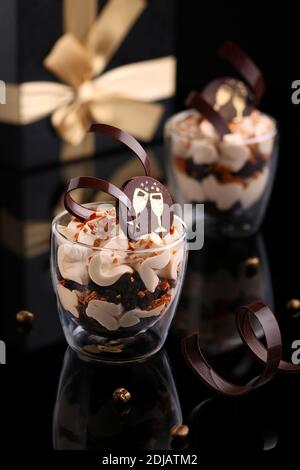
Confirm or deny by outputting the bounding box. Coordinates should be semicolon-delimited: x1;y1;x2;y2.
176;150;269;186
61;272;176;312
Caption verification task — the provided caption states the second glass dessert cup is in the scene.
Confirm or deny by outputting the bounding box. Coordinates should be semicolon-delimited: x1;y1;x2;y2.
51;203;187;362
165;110;279;238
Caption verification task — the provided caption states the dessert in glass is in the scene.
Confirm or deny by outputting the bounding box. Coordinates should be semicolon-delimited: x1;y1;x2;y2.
165;108;278;237
51;202;187;362
51;124;188;362
165;41;279;237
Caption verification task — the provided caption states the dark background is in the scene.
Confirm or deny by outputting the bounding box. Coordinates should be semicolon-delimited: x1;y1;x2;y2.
1;1;300;456
176;0;300;308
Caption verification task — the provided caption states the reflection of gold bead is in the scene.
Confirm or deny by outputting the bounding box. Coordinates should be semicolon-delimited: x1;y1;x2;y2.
244;257;260;277
113;388;131;404
16;310;34;324
245;257;260;268
286;299;300;311
170;424;189;438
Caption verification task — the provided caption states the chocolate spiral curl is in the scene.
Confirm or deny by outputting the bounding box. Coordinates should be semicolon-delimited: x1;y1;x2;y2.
181;301;300;397
90;123;151;176
237;306;300;373
185;91;231;138
64;176;132;221
219;40;266;103
64;125;174;236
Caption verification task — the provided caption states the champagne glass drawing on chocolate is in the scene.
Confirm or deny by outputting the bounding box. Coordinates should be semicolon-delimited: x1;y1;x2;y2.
232;86;247;123
150;192;167;233
214;84;232;111
133;187;149;214
132;187;149;232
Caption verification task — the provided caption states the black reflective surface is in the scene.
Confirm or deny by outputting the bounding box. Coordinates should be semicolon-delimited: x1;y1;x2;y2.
1;3;300;453
0;140;299;454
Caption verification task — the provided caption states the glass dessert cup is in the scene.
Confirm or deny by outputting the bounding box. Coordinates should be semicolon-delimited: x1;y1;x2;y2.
51;203;187;363
165;110;279;238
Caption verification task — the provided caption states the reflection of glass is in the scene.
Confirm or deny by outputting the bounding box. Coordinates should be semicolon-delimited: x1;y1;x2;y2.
53;348;182;450
214;84;232;111
150;192;166;233
172;234;274;355
133;188;149;214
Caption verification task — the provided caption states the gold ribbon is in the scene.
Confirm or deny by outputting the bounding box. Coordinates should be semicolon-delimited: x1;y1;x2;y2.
0;0;175;160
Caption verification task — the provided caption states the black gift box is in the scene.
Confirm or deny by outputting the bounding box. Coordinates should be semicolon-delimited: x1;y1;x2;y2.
0;0;175;170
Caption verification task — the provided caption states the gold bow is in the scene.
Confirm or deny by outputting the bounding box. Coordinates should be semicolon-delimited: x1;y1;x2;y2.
0;0;175;160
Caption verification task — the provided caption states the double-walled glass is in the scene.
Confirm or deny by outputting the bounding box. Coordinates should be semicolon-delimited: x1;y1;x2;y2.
165;110;278;237
51;203;187;362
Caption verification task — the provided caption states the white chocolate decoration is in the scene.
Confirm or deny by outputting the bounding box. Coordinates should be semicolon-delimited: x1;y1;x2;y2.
57;244;91;285
138;250;170;293
191;139;218;164
88;252;133;287
57;284;79;318
219;134;250;172
86;299;123;331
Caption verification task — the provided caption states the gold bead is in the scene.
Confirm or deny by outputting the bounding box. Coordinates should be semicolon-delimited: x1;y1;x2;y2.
286;299;300;311
170;424;189;438
113;388;131;404
245;257;260;268
244;257;260;277
16;310;34;324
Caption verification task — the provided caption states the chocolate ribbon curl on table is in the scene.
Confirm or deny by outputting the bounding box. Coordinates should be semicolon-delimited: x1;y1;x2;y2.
0;0;176;161
185;91;231;138
219;40;266;103
182;301;300;397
